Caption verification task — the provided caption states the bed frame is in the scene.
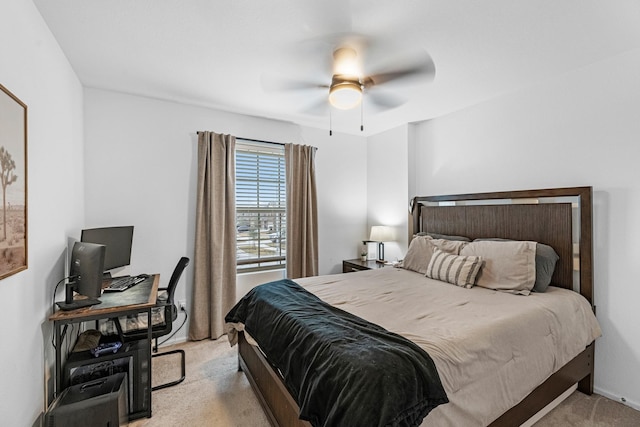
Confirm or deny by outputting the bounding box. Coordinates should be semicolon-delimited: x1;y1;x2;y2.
237;186;595;427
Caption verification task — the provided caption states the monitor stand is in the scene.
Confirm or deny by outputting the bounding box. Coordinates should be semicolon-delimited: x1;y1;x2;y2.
56;298;102;311
56;280;102;311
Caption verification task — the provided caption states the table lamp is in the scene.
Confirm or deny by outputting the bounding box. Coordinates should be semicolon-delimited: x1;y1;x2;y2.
369;225;393;263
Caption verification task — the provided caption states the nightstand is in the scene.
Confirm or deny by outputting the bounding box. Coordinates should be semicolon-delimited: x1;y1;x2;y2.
342;258;388;273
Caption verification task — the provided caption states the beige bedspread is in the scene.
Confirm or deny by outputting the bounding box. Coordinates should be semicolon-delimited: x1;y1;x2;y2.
296;267;601;427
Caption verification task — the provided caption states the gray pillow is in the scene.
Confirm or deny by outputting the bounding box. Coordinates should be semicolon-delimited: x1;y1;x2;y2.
531;243;560;292
474;238;559;292
416;232;471;242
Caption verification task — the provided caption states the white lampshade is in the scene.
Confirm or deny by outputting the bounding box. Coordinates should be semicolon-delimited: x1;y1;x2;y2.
369;225;393;242
329;81;362;110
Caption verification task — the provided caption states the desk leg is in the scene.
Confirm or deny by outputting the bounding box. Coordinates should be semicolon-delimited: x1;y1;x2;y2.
146;307;152;417
54;321;62;397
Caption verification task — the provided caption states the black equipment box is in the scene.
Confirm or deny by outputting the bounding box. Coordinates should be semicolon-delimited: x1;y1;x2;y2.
45;373;128;427
69;356;130;386
63;340;149;419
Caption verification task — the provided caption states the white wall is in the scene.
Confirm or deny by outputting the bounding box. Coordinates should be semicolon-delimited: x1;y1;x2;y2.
83;88;368;342
410;49;640;410
367;125;410;262
0;1;85;426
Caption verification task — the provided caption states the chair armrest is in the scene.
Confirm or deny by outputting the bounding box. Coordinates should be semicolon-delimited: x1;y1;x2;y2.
157;289;169;303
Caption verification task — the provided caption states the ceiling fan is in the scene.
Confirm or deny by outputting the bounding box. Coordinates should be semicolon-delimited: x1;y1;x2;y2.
326;45;435;111
263;33;436;130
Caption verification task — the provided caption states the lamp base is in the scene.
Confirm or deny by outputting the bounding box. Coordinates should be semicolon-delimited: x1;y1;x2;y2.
377;242;385;263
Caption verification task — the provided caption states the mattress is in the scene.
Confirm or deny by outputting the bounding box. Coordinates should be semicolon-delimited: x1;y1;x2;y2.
295;267;602;426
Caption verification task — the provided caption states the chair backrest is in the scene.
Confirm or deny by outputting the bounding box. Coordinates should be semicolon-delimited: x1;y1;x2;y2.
164;257;190;305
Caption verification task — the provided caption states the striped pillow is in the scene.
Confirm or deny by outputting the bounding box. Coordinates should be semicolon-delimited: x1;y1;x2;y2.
426;248;484;288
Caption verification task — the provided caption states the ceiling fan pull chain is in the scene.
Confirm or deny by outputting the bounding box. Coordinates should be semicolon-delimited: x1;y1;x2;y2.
329;108;333;136
360;94;364;132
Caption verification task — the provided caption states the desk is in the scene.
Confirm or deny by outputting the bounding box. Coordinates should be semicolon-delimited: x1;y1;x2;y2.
49;274;159;420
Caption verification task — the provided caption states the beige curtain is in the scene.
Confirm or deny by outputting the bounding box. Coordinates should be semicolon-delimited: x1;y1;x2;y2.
189;131;237;340
285;143;318;279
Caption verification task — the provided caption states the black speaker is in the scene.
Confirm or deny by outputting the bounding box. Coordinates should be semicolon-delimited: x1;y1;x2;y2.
45;373;128;427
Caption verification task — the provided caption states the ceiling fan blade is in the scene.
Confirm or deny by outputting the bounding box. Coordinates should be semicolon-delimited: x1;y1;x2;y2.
261;74;328;93
301;98;330;116
366;90;406;110
364;53;436;87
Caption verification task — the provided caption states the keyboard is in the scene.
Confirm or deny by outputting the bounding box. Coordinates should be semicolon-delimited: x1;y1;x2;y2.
104;275;147;292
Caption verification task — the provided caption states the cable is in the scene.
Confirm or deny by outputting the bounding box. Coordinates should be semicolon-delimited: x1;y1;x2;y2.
51;275;74;349
51;274;79;312
51;276;69;312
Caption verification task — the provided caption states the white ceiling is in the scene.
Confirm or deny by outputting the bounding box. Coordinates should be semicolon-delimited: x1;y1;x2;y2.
33;0;640;136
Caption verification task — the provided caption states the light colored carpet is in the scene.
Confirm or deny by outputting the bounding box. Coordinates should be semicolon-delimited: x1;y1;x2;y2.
533;391;640;427
129;339;269;426
131;339;640;427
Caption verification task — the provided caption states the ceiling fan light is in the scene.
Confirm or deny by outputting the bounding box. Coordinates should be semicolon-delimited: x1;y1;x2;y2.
329;81;362;110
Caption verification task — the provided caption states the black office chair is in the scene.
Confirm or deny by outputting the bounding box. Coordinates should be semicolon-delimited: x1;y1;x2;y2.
112;256;190;391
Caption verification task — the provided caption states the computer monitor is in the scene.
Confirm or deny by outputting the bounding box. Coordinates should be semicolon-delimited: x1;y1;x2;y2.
69;241;106;299
81;226;134;272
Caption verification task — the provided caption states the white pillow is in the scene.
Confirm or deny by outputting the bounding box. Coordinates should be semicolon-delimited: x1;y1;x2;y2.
401;236;468;274
460;240;536;295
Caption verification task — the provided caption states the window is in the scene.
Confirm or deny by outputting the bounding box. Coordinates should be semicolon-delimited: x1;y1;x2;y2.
235;140;286;272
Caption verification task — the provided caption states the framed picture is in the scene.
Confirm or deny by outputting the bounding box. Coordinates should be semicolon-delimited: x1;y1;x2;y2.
0;84;27;279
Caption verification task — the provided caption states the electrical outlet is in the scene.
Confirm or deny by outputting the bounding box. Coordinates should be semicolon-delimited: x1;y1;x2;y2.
178;300;187;311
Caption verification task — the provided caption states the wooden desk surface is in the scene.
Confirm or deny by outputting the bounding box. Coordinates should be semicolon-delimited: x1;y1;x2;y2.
49;274;159;322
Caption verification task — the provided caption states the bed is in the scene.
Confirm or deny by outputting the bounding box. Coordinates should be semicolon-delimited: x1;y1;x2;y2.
226;187;600;427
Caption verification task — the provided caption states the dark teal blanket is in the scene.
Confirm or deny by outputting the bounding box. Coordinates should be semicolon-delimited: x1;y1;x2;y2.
225;279;448;427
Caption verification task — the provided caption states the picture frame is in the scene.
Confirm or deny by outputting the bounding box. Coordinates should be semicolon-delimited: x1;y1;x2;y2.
0;84;28;279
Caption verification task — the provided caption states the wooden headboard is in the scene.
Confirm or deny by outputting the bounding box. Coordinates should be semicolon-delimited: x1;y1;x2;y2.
411;187;593;305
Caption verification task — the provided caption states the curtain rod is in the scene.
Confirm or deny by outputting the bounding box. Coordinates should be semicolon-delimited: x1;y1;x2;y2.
196;132;283;146
237;137;286;147
196;132;317;150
